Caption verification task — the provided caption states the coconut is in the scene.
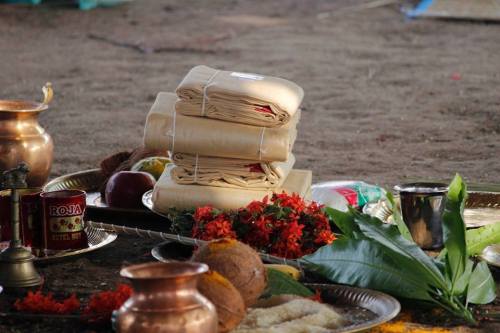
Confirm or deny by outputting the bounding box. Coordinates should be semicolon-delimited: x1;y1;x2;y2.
198;270;246;333
193;239;267;307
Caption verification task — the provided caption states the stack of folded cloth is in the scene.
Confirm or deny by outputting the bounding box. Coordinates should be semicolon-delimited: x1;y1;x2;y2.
144;65;312;211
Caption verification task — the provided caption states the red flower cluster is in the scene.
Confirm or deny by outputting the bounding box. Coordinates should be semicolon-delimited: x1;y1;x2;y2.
191;193;336;259
83;284;133;323
14;291;80;315
14;284;132;324
192;207;236;241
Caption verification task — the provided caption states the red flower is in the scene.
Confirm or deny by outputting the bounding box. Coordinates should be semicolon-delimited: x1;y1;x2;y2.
191;193;336;259
314;229;336;245
305;201;324;215
194;206;214;222
83;284;132;323
272;192;306;214
14;291;80;315
246;197;268;215
193;214;236;241
242;215;273;249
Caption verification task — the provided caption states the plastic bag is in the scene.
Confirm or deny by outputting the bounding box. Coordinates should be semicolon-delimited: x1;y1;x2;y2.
311;181;386;212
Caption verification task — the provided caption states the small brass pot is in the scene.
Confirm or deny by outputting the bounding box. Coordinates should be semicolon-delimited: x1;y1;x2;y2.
116;261;217;333
0;84;54;188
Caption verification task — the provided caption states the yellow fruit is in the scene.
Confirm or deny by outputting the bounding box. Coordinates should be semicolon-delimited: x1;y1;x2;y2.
131;156;170;180
265;264;301;280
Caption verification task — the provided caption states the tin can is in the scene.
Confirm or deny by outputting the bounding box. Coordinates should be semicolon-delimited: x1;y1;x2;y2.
40;190;88;253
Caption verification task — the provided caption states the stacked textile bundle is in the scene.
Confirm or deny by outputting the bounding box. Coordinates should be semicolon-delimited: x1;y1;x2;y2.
144;66;311;211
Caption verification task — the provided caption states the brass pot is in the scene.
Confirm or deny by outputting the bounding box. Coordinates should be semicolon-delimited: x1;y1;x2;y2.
0;83;54;188
116;261;217;333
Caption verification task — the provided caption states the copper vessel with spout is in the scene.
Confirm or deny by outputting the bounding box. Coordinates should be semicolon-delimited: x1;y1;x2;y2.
116;261;217;333
0;83;54;188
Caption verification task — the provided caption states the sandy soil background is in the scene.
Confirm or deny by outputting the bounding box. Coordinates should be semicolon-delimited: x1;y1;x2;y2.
1;0;499;188
0;2;499;332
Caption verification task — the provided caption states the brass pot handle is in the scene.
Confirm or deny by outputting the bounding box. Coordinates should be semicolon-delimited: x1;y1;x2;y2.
41;82;53;105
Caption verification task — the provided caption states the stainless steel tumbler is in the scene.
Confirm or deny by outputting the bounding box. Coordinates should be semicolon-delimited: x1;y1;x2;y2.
394;182;448;250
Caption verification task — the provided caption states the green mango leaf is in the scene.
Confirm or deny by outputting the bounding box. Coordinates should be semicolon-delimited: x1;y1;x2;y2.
301;238;434;301
451;259;473;296
466;223;500;256
351;210;447;290
442;174;467;294
466;261;496;305
386;191;412;241
264;268;313;297
325;207;361;239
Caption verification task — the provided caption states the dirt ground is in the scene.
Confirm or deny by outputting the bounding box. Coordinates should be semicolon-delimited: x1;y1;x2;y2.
1;0;499;187
1;0;500;332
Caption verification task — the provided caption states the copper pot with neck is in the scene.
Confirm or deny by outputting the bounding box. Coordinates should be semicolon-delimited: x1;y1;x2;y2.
116;261;217;333
0;83;54;188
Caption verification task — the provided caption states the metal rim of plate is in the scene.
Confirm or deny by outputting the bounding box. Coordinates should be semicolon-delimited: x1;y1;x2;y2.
35;225;117;263
480;244;500;268
306;283;400;333
142;190;170;218
364;191;500;228
150;241;400;333
43;169;146;214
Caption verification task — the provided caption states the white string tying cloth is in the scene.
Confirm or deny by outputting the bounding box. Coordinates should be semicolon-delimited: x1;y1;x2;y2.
193;154;199;182
168;109;177;154
201;70;221;116
258;127;266;160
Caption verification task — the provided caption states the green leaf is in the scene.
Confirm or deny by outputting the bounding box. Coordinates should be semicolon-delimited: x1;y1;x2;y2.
351;210;447;290
466;223;500;256
301;238;434;301
451;259;473;296
386;191;412;241
466;261;496;305
442;174;467;294
264;268;313;297
324;207;361;239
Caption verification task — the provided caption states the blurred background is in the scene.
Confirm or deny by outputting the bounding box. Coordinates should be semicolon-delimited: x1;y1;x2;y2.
1;0;499;186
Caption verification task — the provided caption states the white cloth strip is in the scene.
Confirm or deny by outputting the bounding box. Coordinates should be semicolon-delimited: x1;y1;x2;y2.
258;127;266;160
193;154;199;182
201;70;220;116
170;109;177;154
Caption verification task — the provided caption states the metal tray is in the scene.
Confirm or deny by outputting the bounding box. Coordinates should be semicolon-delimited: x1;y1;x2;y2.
364;191;500;228
480;244;500;268
44;169;149;214
35;225;117;263
142;190;169;218
151;241;400;333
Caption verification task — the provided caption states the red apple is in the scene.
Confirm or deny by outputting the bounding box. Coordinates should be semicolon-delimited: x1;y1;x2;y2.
105;171;156;209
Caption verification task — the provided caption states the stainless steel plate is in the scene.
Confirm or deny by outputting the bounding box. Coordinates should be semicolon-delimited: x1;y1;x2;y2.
150;242;400;333
142;190;169;218
35;225;117;263
364;191;500;228
44;169;147;214
480;244;500;268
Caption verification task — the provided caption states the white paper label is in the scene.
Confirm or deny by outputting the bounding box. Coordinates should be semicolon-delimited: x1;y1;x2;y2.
230;72;264;80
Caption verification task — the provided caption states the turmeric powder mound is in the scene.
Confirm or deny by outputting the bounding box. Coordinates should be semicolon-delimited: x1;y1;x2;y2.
206;238;238;251
370;321;452;333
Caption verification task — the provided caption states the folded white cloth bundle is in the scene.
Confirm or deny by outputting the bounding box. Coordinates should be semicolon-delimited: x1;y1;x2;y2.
144;92;298;162
175;65;304;127
152;167;312;211
171;153;295;189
